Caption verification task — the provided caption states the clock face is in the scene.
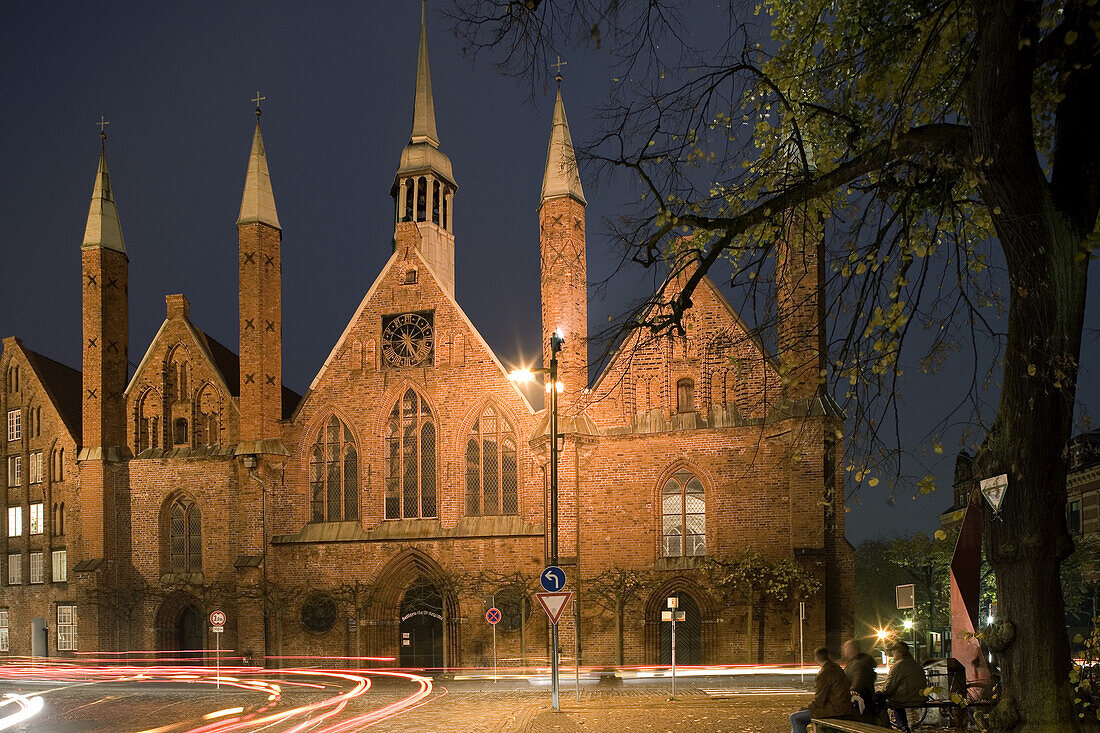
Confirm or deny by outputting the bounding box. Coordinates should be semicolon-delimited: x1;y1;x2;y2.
382;311;434;368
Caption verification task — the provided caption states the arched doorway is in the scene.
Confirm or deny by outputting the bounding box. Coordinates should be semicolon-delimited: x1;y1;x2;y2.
399;578;443;668
658;592;702;666
178;604;203;659
155;591;204;661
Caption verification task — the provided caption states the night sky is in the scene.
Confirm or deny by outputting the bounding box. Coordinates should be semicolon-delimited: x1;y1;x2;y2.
2;2;1097;544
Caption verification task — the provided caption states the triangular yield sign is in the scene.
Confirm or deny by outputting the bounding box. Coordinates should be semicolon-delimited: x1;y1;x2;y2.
980;474;1008;513
536;591;573;625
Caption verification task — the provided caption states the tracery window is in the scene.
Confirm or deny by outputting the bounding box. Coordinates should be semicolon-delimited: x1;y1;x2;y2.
385;389;436;519
309;416;358;522
466;405;518;516
662;471;706;558
168;496;202;573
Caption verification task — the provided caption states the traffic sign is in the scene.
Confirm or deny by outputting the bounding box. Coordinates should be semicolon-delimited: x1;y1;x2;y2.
896;584;915;610
536;591;573;625
541;565;566;592
211;626;224;633
210;610;226;627
486;607;501;625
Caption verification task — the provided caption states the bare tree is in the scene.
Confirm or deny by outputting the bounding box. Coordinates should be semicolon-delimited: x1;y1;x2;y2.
586;566;656;666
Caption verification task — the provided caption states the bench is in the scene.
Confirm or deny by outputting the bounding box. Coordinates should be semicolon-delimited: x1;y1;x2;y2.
810;718;891;733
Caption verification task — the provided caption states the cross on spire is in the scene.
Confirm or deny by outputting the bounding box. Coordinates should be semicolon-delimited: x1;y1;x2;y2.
252;91;266;117
97;116;109;140
551;55;568;83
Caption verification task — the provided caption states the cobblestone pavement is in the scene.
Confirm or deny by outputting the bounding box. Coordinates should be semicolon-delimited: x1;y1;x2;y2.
383;685;814;732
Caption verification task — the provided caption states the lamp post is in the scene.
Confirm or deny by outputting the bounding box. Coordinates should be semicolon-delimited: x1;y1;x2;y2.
509;329;565;711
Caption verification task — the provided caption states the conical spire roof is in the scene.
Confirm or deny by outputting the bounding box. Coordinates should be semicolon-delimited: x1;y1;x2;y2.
237;121;281;229
410;1;439;147
541;86;586;205
82;146;127;254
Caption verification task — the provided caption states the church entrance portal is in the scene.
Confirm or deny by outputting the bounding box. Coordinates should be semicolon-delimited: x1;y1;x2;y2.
659;592;701;666
399;578;443;669
178;604;204;660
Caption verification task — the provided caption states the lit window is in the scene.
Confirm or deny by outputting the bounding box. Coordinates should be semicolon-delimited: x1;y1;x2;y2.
29;552;43;584
308;417;358;522
0;610;8;652
57;605;76;651
168;497;201;573
662;471;706;558
465;405;518;516
29;503;43;535
7;554;20;585
29;452;42;484
6;507;21;538
384;389;436;519
6;409;19;441
7;456;20;486
52;549;67;582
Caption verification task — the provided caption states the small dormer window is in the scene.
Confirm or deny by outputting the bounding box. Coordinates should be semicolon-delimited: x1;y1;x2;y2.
404;269;418;285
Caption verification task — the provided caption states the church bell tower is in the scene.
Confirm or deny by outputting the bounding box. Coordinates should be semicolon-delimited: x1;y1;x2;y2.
391;1;458;295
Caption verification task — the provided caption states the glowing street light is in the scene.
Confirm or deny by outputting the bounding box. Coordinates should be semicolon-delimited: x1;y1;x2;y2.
902;618;914;631
508;327;566;711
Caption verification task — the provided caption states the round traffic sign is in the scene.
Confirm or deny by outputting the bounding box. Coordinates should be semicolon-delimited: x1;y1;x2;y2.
486;607;501;625
541;565;566;592
210;610;226;627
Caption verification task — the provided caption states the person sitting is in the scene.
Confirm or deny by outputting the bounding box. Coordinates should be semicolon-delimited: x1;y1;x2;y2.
790;647;852;733
842;638;877;720
878;641;928;732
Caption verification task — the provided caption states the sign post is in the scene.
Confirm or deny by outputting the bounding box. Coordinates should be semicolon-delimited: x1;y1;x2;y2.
209;610;226;689
486;606;501;680
799;601;806;683
541;565;568;709
662;598;685;700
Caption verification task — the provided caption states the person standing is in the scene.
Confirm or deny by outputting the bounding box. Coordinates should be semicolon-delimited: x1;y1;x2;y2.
790;647;852;733
843;638;877;719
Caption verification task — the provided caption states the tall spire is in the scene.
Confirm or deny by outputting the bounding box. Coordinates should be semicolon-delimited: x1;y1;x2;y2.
237;121;281;230
82;144;127;254
541;85;586;205
410;0;439;147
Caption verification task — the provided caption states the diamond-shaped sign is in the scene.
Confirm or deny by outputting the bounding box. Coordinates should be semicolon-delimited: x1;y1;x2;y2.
980;474;1008;513
536;591;573;625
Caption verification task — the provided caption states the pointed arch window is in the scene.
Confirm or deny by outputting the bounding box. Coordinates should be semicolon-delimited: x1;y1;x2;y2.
309;417;358;522
466;405;518;516
168;496;202;573
662;471;706;558
385;389;436;519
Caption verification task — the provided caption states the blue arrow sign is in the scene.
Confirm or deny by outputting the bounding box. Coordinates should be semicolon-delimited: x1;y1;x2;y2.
541;565;566;592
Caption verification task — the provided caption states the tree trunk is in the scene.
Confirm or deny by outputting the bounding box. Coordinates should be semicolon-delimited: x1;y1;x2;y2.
967;0;1092;727
746;602;755;663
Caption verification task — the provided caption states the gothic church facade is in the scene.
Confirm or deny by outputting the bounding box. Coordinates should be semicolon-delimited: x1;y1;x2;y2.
0;9;852;667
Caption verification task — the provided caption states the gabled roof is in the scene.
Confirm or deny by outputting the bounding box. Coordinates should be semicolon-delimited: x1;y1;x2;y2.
303;228;533;418
125;312;301;420
590;269;779;396
21;346;82;442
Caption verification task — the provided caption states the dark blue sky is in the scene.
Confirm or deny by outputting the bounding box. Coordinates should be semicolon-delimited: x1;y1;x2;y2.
1;1;1096;544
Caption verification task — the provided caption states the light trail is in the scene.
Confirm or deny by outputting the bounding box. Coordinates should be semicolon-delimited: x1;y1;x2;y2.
0;661;433;732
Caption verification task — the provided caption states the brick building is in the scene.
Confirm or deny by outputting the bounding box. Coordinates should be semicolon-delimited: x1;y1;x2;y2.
0;8;852;667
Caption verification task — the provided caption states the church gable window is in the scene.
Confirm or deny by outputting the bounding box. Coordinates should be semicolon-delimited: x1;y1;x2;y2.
385;389;436;519
309;417;358;523
465;405;518;516
173;418;189;446
136;389;162;452
194;384;221;446
167;496;201;574
662;471;706;558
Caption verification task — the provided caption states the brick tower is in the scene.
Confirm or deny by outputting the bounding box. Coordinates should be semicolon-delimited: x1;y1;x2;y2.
539;81;588;408
391;1;457;295
78;139;129;558
237;115;284;454
775;205;825;403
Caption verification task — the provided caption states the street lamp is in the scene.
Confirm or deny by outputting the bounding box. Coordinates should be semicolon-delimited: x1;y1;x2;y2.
509;329;565;710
